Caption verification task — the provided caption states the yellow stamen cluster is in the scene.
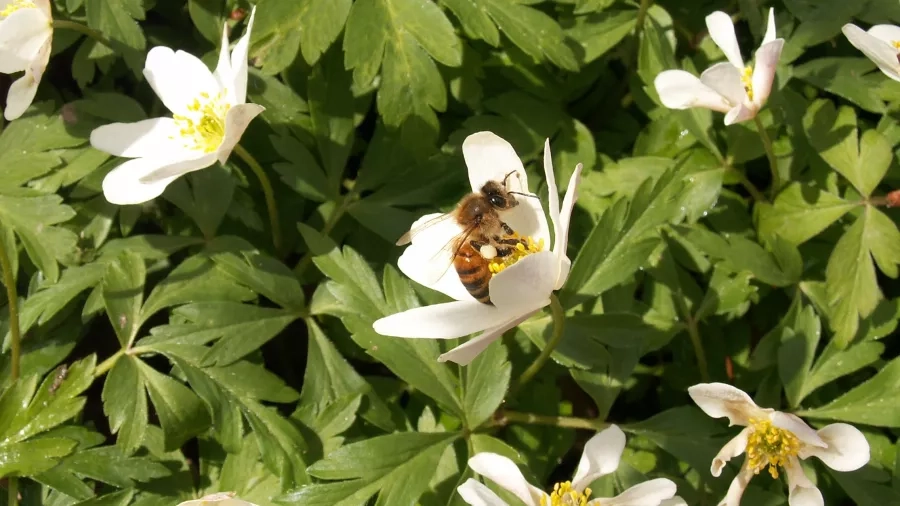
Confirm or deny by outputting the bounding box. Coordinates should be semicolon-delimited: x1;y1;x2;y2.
741;65;754;101
893;41;900;49
487;234;544;274
745;418;800;479
540;481;592;506
171;90;230;153
0;0;36;17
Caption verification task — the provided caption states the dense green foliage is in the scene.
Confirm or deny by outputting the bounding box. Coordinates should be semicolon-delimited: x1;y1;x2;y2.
1;0;899;505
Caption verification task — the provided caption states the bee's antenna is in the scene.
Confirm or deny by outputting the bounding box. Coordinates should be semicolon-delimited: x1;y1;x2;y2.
502;170;518;186
508;191;540;200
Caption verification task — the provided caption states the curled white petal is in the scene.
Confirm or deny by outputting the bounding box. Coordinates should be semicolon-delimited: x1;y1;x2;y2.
555;163;581;289
799;423;870;472
438;312;531;365
770;412;826;448
0;8;49;74
571;425;626;491
542;139;561;250
706;11;744;69
457;478;510;506
590;478;677;506
762;8;777;45
654;70;732;113
468;453;544;506
4;34;49;120
176;492;258;506
842;23;900;82
784;458;823;506
687;382;770;426
101;154;216;205
488;251;555;313
723;103;756;125
711;428;750;477
372;300;508;339
229;5;256;104
216;102;265;164
659;497;688;506
699;62;745;106
750;38;784;108
718;464;754;506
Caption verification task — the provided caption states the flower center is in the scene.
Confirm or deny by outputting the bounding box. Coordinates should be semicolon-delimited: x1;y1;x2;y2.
745;418;800;479
171;90;230;153
487;234;544;275
741;65;754;101
540;481;592;506
0;0;36;17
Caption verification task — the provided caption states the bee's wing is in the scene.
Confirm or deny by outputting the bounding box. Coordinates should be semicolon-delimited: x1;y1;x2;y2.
397;212;457;246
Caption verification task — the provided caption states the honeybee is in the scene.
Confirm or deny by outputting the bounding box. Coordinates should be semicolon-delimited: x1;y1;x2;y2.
397;171;536;305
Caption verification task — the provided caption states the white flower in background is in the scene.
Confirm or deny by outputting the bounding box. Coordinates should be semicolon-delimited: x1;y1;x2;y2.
654;8;784;125
90;6;264;205
842;23;900;82
372;131;581;365
0;0;53;121
457;425;684;506
177;492;257;506
689;383;870;506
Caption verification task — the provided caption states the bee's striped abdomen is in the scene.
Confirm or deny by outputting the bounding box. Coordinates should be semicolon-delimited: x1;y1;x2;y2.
454;243;492;304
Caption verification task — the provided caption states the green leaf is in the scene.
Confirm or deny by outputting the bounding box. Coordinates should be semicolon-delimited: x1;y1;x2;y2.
188;0;225;43
563;8;637;64
757;183;856;245
0;437;78;477
16;263;106;338
54;446;170;488
208;237;306;311
463;339;511;428
309;48;356;190
778;304;821;408
826;208;900;346
163;167;235;239
0;191;76;283
101;356;148;455
803;99;892;197
344;0;462;125
799;356;900;427
794;57;887;114
136;360;211;451
102;251;146;347
804;341;884;401
298;0;352;65
272;133;333;202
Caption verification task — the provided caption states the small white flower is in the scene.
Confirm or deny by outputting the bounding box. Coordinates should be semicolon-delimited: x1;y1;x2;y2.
457;425;683;506
689;382;870;506
654;8;784;125
176;492;257;506
842;23;900;82
372;131;582;365
0;0;53;121
90;6;264;205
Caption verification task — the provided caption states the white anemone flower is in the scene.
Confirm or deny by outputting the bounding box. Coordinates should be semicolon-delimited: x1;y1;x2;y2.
457;425;685;506
177;492;257;506
689;383;870;506
90;6;264;205
654;8;784;125
372;131;582;365
0;0;53;121
842;23;900;82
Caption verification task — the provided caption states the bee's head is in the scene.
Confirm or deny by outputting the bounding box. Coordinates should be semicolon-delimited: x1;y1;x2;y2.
481;181;519;210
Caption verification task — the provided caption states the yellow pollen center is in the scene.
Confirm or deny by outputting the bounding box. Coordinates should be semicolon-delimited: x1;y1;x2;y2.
171;90;230;153
540;482;592;506
0;0;36;17
745;418;800;479
741;65;754;101
893;41;900;50
487;233;544;275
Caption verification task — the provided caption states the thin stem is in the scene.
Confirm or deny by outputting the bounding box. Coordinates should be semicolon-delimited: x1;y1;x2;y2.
233;144;283;257
52;20;113;48
686;317;710;382
490;410;608;431
634;0;654;40
8;477;18;506
0;236;20;381
726;166;768;203
753;115;780;197
509;294;565;395
94;349;125;378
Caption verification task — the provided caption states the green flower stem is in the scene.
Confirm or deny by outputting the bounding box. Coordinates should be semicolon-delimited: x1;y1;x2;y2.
753;115;781;197
8;477;18;506
493;410;608;431
0;237;20;382
233;144;283;257
52;20;113;48
510;294;565;395
634;0;653;39
93;349;125;378
686;316;710;382
726;165;768;203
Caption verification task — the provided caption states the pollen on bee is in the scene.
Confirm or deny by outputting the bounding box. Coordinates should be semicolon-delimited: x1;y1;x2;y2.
487;235;545;275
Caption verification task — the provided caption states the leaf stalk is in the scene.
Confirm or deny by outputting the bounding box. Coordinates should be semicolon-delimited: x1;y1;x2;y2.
234;144;284;257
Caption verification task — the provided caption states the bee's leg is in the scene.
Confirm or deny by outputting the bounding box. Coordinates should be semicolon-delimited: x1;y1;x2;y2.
494;236;525;246
494;247;515;258
500;222;515;236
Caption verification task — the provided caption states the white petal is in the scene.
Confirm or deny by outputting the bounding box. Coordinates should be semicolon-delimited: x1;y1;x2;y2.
711;428;750;477
654;70;732;113
699;62;745;106
488;251;555;313
438;313;529;365
542;139;561;249
33;0;51;19
717;465;754;506
4;34;49;121
0;8;49;73
144;46;221;116
177;493;258;506
770;412;826;448
659;497;688;506
213;17;233;99
102;154;214;205
784;458;823;506
868;24;900;45
750;39;783;108
762;8;777;45
468;453;544;506
372;300;509;339
687;383;770;426
723;104;756;125
216;103;265;164
229;5;255;104
554;163;581;289
462;131;551;246
706;11;745;68
571;425;626;491
457;479;510;506
90;118;185;158
799;423;870;472
591;478;677;506
397;213;471;300
842;24;900;82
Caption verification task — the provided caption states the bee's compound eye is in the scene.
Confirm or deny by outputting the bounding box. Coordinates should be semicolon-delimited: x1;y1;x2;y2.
489;195;505;207
479;244;498;259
